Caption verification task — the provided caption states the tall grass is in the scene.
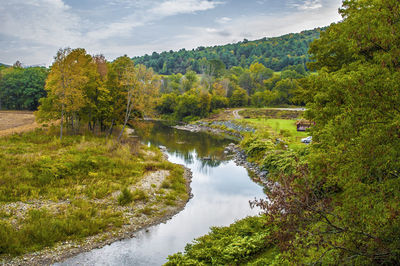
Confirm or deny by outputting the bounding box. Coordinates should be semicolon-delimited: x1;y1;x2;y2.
0;128;187;257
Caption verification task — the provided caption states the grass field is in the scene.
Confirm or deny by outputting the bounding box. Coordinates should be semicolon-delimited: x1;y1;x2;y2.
243;118;309;149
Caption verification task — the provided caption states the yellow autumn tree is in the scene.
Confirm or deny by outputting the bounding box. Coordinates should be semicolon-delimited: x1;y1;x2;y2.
116;57;160;141
36;48;98;139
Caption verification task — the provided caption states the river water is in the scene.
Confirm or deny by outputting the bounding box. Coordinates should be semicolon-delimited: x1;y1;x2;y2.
58;121;265;266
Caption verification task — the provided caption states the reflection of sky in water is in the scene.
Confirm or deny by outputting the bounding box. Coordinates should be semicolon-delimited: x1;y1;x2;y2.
57;125;265;266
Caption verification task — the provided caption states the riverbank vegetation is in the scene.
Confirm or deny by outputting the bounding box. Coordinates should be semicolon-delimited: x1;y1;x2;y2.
0;127;189;259
256;0;400;264
166;216;279;265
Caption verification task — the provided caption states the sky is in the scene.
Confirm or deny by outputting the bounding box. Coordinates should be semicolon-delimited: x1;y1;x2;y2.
0;0;343;66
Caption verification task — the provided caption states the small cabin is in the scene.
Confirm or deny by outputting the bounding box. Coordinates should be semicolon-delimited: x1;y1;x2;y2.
296;119;313;132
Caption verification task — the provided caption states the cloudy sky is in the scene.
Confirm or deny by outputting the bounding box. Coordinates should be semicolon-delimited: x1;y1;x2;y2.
0;0;343;66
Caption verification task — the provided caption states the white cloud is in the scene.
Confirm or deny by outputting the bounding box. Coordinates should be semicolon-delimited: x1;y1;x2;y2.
170;1;341;53
150;0;224;16
216;17;232;24
0;0;81;48
290;0;323;10
85;0;224;42
86;21;144;41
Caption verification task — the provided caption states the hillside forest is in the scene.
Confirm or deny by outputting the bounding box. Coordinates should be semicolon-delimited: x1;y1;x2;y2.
133;28;322;74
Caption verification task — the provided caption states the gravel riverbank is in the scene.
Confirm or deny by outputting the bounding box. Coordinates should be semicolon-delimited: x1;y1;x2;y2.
173;120;254;140
1;167;193;266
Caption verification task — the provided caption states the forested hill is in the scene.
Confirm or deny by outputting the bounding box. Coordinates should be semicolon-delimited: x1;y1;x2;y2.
132;27;324;75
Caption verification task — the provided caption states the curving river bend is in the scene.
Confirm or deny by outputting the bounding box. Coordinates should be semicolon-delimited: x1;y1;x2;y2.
57;121;264;266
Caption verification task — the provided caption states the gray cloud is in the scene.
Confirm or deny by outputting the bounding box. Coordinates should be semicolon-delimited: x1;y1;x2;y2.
0;0;343;66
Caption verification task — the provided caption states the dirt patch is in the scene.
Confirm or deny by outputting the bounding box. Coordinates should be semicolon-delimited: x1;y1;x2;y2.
240;108;303;119
203;108;240;121
0;111;40;136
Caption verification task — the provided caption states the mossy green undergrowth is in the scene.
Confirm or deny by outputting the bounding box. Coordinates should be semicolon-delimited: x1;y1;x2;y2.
0;128;187;257
166;216;279;265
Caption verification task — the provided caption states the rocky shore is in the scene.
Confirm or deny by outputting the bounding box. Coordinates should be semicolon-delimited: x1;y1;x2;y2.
173;120;253;139
173;123;238;137
1;167;193;266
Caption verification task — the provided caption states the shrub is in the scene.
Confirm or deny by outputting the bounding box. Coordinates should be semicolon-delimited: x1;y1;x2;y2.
118;187;134;205
166;216;276;265
132;189;148;202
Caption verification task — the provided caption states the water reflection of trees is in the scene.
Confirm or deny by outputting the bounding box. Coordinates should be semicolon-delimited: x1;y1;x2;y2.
171;151;195;165
131;121;234;166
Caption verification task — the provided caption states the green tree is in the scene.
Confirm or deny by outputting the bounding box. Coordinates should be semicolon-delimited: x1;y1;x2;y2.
156;93;177;115
272;78;299;104
251;90;278;107
256;1;400;264
229;87;248;107
182;70;198;92
0;67;48;110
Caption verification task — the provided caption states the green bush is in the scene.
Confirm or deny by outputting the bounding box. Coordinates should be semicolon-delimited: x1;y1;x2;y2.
118;187;134;205
166;216;277;265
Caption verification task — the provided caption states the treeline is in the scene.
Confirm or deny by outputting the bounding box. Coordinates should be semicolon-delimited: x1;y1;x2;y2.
0;58;307;121
156;62;307;120
36;48;159;140
133;28;323;74
0;64;47;110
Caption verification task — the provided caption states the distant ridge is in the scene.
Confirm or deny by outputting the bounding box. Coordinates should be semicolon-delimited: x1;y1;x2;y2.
133;27;326;75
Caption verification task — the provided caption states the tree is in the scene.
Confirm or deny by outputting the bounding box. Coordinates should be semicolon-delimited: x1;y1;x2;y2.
105;56;132;136
238;70;253;95
249;62;274;88
156;93;177;115
229;87;248;107
272;78;299;104
255;0;400;264
37;48;97;139
13;61;23;68
0;67;47;110
84;54;110;132
182;70;198;91
205;59;226;78
251;90;278;107
117;61;160;141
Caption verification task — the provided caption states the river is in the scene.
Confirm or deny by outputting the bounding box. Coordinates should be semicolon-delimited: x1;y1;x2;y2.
57;121;265;265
